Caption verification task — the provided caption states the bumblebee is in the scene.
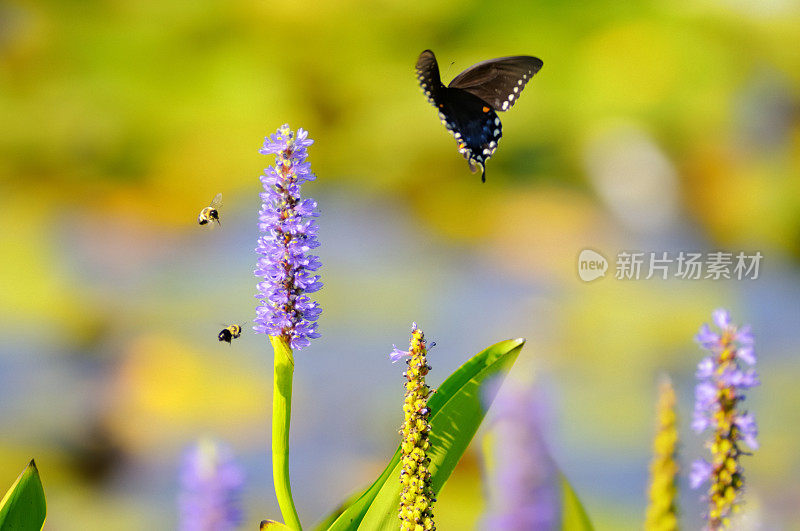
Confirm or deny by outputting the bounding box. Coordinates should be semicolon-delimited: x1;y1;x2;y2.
198;193;223;226
218;324;243;344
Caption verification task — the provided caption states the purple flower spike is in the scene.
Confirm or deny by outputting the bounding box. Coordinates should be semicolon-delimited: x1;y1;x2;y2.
481;382;558;530
179;439;244;531
691;309;759;528
254;125;322;350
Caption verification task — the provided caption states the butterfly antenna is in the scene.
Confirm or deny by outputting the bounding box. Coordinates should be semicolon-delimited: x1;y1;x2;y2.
444;60;456;80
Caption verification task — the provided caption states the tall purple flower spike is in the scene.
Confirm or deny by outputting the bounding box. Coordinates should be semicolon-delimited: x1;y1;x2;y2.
254;125;322;350
481;382;559;530
690;309;759;528
178;439;244;531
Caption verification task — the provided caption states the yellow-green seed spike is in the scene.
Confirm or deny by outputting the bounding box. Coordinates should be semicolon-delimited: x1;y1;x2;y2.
645;375;679;531
398;324;436;531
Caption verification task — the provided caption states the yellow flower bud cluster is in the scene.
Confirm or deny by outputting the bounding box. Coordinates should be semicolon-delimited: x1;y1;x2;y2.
398;325;435;531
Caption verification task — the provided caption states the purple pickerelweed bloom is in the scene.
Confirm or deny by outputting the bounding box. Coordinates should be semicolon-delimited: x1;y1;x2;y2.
690;309;759;529
481;381;559;530
254;125;322;350
178;439;245;531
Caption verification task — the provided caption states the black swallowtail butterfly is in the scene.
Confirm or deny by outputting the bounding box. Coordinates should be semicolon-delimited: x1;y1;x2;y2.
416;50;543;182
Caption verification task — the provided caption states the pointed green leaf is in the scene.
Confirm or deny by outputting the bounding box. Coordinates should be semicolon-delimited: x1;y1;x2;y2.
0;460;46;531
260;519;294;530
322;338;525;531
312;488;364;530
560;472;594;531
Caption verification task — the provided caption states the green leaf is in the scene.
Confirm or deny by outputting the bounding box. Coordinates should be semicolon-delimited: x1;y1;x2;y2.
560;472;594;531
260;519;294;530
312;488;363;530
0;460;46;531
322;338;525;531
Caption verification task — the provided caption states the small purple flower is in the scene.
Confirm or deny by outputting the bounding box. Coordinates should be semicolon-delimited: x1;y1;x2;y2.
737;345;756;366
695;324;720;349
691;309;759;528
689;460;712;489
712;309;730;329
734;413;759;450
691;382;717;433
390;323;421;362
390;345;410;363
719;367;759;389
695;357;714;379
178;439;244;531
736;325;754;346
254;125;322;350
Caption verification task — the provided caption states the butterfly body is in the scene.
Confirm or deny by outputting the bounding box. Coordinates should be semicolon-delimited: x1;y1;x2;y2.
436;88;502;175
416;50;543;182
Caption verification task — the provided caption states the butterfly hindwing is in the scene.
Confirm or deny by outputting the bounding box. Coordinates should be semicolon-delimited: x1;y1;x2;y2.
437;88;501;183
416;50;542;182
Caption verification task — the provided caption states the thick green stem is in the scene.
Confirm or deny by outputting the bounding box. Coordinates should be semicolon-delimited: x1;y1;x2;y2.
270;335;302;530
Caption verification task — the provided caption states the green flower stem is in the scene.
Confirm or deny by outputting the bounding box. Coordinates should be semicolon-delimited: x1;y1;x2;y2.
270;335;302;530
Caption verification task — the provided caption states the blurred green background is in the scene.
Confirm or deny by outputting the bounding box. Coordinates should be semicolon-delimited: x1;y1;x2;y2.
2;0;799;529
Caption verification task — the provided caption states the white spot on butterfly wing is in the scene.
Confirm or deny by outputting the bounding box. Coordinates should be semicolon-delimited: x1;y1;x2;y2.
501;101;509;111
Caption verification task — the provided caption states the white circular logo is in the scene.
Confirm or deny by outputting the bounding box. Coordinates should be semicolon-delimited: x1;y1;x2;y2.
578;249;608;282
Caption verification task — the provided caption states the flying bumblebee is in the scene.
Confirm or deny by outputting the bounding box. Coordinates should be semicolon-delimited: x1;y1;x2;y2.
218;324;243;344
198;193;223;226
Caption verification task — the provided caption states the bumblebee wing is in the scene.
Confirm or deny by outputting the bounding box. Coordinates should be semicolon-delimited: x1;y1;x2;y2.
210;193;223;209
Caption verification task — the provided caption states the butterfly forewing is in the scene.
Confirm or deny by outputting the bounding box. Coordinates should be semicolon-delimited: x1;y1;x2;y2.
448;56;543;112
415;50;444;107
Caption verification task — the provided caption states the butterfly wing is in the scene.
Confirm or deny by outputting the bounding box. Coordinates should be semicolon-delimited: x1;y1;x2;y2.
448;55;543;112
437;88;501;183
415;50;444;107
416;51;499;182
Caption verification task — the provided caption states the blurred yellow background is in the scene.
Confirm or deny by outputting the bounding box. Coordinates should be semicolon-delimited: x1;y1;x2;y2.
1;0;799;529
